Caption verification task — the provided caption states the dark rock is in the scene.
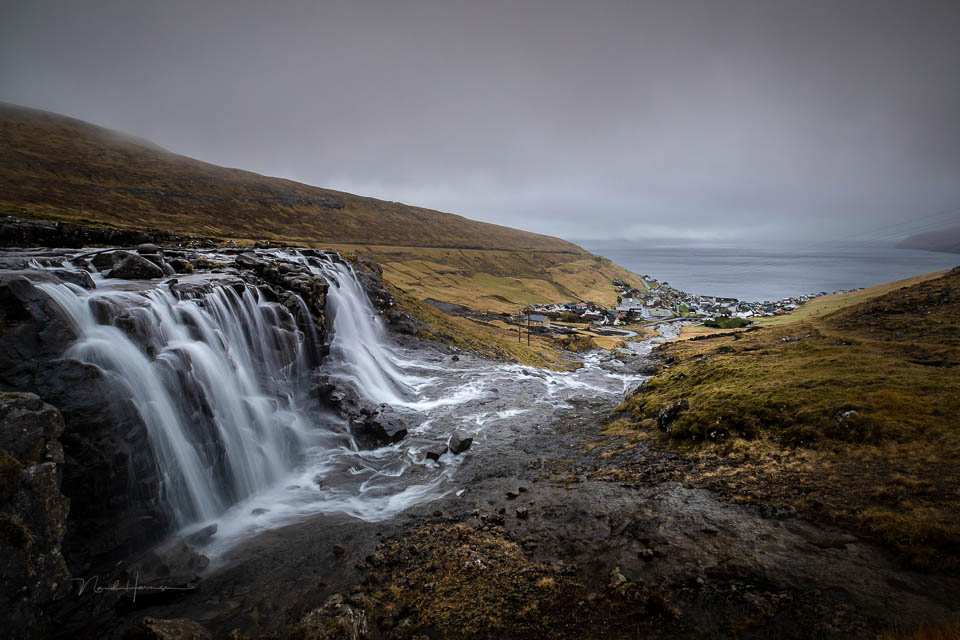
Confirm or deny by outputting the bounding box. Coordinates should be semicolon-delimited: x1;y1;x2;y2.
184;524;217;546
0;393;70;640
333;544;346;556
167;258;194;274
449;433;473;455
0;275;171;571
657;399;690;432
108;252;165;280
638;362;659;375
385;309;425;336
234;252;264;270
124;616;212;640
638;548;655;561
506;489;521;500
451;354;460;361
91;250;124;270
50;268;96;289
137;243;161;255
516;508;529;520
347;403;408;449
426;447;448;462
250;508;269;516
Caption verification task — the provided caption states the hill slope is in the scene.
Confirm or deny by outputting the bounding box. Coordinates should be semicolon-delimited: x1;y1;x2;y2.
616;266;960;569
0;102;641;310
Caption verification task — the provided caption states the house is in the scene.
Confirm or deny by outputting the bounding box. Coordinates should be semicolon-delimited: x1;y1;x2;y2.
527;314;549;326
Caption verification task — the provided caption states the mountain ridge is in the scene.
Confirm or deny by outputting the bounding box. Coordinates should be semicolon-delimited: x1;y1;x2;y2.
0;102;642;311
0;101;582;253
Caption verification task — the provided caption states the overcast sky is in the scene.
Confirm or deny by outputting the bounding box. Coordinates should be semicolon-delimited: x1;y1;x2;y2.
2;0;959;244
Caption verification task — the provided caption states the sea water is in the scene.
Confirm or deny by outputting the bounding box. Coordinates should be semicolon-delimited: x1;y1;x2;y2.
580;241;959;302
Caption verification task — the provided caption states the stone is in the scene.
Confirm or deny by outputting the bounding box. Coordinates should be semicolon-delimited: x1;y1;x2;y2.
184;524;217;546
108;252;165;280
506;489;521;500
50;268;96;289
167;258;194;274
0;393;70;640
426;447;447;462
137;243;161;255
449;433;473;455
235;252;264;270
91;250;124;270
657;399;690;431
516;507;529;520
639;548;655;561
333;544;346;556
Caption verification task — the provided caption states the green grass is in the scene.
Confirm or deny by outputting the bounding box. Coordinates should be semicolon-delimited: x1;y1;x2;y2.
703;317;751;329
617;267;960;570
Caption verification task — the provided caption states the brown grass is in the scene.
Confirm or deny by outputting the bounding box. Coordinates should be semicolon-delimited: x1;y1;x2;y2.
344;522;680;639
616;267;960;570
1;102;645;314
879;620;960;640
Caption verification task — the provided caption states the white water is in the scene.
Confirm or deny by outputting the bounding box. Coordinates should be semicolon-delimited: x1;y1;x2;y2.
25;249;665;558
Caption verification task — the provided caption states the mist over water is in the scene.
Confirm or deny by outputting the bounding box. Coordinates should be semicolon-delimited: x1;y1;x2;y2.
581;241;960;301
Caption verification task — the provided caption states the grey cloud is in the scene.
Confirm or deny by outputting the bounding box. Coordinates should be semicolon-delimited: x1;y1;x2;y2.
1;0;958;243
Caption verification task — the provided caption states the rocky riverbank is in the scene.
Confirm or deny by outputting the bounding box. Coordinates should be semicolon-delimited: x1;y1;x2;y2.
1;229;958;639
50;379;960;639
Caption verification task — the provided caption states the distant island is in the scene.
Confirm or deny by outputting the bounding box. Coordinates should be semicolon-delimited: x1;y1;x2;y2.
898;223;960;254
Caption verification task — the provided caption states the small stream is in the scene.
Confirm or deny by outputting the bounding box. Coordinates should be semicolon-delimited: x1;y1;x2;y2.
2;247;679;559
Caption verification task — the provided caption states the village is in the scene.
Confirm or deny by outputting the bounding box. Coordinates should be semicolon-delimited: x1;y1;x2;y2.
520;274;861;331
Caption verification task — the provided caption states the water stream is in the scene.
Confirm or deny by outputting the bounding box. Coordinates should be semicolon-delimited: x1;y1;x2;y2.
12;249;670;558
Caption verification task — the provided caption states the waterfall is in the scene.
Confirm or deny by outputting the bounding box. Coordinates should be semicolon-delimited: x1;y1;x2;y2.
38;277;325;526
296;254;428;405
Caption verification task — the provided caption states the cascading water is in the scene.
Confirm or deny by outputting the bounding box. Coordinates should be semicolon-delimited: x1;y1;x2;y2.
297;254;423;405
37;278;325;525
10;247;662;559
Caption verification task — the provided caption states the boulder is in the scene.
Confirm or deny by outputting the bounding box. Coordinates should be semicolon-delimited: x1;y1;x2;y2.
50;268;96;290
449;433;473;455
426;447;447;462
0;393;71;640
167;258;194;274
352;412;408;449
108;253;165;280
91;250;124;270
136;243;161;255
657;399;690;432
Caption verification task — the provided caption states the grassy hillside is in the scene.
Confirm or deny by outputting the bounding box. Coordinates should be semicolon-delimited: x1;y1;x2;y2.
616;266;960;570
0;102;643;310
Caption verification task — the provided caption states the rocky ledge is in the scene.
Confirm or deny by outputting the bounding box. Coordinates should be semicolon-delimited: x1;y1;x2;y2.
0;243;423;586
0;393;71;640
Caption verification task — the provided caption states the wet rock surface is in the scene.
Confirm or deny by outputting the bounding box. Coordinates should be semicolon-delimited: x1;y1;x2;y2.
0;393;71;640
70;383;960;640
0;246;347;577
